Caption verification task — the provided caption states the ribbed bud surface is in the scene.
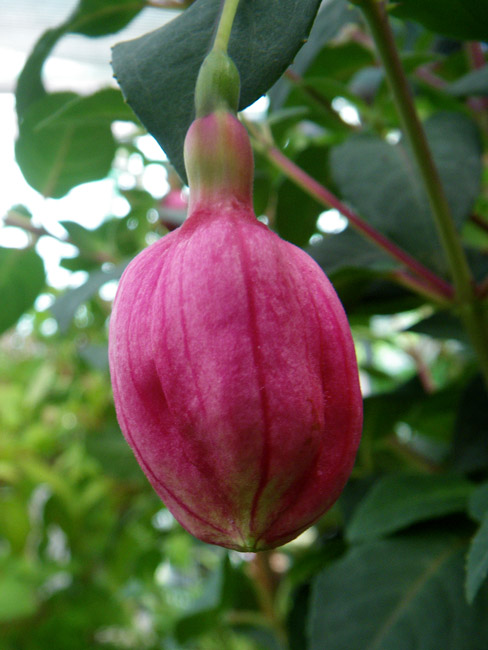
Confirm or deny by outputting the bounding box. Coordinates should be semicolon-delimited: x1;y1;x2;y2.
109;112;362;551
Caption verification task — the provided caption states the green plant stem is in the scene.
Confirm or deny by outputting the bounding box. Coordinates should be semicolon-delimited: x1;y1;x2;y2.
356;0;488;389
246;123;453;302
213;0;240;53
250;552;288;647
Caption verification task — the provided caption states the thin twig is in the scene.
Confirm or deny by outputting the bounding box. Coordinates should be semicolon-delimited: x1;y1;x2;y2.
246;121;454;301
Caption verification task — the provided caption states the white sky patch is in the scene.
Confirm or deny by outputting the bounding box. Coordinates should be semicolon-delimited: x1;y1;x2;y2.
136;134;168;161
331;96;361;126
241;95;270;121
141;163;169;199
317;209;348;234
386;129;402;145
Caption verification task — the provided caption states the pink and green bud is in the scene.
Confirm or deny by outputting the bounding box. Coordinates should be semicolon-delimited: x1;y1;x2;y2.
184;110;253;213
108;108;362;551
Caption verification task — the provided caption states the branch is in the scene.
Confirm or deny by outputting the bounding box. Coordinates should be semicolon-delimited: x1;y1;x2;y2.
354;0;488;390
246;121;454;302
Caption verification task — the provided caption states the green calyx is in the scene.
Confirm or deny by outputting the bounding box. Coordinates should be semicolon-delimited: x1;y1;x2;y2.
195;50;240;118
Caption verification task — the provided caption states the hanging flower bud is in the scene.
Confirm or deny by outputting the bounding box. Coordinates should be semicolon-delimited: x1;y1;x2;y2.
109;106;362;551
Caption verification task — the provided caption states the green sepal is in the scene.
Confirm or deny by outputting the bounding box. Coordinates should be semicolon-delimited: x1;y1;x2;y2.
195;50;240;117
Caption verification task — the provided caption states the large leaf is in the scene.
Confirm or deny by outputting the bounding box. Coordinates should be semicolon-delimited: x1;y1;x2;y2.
308;227;397;276
275;147;332;247
469;482;488;523
37;88;139;127
408;311;468;343
466;512;488;604
269;0;360;109
16;0;144;118
50;263;128;333
308;534;488;650
15;93;117;198
346;475;473;543
448;67;488;98
69;0;144;37
451;375;488;474
389;0;488;42
330;112;482;275
0;247;46;334
112;0;322;180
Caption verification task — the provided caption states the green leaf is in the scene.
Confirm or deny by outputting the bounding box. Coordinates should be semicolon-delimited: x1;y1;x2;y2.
361;379;424;441
15;93;117;198
37;88;139;127
389;0;488;42
270;0;360;108
451;375;488;474
50;263;127;333
466;512;488;603
308;227;397;275
0;246;46;334
308;534;488;650
347;475;473;543
15;26;67;118
448;67;488;97
112;0;322;180
408;311;468;343
468;482;488;523
174;554;257;644
69;0;144;36
16;1;144;118
86;424;143;480
276;147;331;246
0;566;38;622
330;112;482;275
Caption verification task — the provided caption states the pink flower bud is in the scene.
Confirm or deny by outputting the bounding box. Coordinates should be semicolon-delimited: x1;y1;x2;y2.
109;111;362;551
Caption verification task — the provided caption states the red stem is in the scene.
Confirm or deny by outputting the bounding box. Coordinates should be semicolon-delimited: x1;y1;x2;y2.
265;145;454;300
467;42;486;69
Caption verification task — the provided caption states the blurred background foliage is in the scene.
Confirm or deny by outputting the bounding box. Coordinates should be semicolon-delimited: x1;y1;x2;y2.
1;0;488;648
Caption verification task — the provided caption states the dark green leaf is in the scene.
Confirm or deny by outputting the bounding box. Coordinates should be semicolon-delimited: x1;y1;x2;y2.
408;311;468;343
448;67;488;97
361;379;424;441
276;147;330;246
308;227;397;275
15;93;116;198
469;483;488;523
270;0;360;108
451;375;488;474
346;475;473;543
389;0;488;42
69;0;144;36
0;246;46;334
78;343;109;370
86;424;143;480
50;263;127;332
466;512;488;603
112;0;322;180
309;534;488;650
330;112;482;274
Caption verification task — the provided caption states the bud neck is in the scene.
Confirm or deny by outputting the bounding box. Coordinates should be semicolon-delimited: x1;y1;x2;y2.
183;110;254;214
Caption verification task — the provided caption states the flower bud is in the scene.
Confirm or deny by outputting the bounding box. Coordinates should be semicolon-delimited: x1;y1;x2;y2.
109;111;362;551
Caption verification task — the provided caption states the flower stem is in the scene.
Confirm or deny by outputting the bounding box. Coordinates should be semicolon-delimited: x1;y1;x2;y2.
355;0;488;389
214;0;240;53
249;552;288;647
